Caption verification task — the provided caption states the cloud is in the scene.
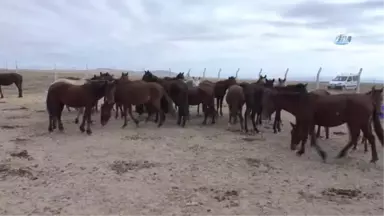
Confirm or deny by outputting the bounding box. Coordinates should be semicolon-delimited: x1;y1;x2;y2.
0;0;383;80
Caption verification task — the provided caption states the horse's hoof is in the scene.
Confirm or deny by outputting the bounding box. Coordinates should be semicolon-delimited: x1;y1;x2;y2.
296;150;304;156
74;119;79;124
370;158;378;164
86;129;92;135
121;124;127;128
79;126;85;133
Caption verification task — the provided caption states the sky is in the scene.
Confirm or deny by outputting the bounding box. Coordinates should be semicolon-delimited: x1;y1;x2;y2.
0;0;383;80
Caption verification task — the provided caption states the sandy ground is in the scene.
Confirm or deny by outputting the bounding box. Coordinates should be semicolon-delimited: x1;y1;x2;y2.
0;72;383;215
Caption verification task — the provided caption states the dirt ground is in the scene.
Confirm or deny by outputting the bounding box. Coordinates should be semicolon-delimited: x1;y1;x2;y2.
0;71;383;215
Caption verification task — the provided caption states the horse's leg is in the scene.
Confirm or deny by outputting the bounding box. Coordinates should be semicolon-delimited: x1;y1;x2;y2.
337;123;360;159
15;81;23;98
79;107;88;133
57;104;65;131
316;125;321;138
128;105;139;127
251;110;259;133
210;101;216;124
0;86;3;98
244;107;251;132
275;109;282;132
85;106;93;135
219;97;224;116
325;127;330;139
153;99;165;127
115;103;119;119
361;123;377;162
238;107;244;131
122;106;128;128
215;97;220;117
202;104;208;125
197;104;200;116
75;108;83;124
227;105;232;129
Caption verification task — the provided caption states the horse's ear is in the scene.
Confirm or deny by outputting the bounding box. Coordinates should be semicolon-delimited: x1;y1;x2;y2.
290;122;295;128
272;79;275;82
100;72;102;75
278;78;281;82
263;75;267;78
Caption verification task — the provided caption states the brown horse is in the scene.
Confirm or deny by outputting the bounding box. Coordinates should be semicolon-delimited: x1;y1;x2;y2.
261;83;309;133
310;89;331;139
46;79;116;135
188;80;216;124
214;76;237;116
225;84;245;130
0;72;23;98
101;77;176;128
263;87;383;163
142;70;189;127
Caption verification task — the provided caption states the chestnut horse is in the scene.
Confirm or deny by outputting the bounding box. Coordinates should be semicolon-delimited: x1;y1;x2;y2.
214;76;237;116
101;78;175;128
46;79;116;135
188;80;216;124
225;84;245;130
0;72;23;98
142;70;189;127
262;87;383;163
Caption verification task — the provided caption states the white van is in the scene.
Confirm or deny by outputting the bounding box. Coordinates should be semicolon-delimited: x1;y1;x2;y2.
327;73;359;90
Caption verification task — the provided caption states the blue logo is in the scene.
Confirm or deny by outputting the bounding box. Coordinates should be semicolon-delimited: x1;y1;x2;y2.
334;34;352;45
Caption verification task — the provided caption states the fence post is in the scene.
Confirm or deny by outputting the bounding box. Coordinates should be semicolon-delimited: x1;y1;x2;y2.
235;68;240;78
187;68;191;78
203;68;206;78
217;68;222;79
259;68;263;77
5;60;8;70
15;60;18;73
284;68;289;80
316;67;322;89
54;63;57;81
168;68;172;76
356;68;363;93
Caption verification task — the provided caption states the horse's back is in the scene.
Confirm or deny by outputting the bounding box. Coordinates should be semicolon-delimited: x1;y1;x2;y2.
51;78;86;86
198;81;215;96
310;89;330;96
226;85;245;102
0;72;22;85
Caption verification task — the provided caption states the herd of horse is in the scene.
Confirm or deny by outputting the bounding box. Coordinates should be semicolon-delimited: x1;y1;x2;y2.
0;71;383;164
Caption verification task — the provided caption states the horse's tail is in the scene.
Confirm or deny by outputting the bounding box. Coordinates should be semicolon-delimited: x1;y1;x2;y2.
162;90;176;117
372;108;384;146
46;87;55;117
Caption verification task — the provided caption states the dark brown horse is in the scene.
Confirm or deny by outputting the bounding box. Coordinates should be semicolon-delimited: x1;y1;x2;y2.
188;80;216;124
264;78;275;88
0;72;23;98
101;77;175;128
46;79;116;135
309;89;331;139
214;76;237;116
263;87;383;163
225;84;245;130
142;70;189;127
241;83;265;133
261;83;309;133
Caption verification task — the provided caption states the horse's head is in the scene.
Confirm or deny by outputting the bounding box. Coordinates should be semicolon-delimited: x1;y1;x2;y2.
265;78;275;87
176;72;185;80
369;86;384;113
120;72;129;81
289;122;301;150
100;101;114;126
142;70;157;82
277;78;287;86
257;75;267;84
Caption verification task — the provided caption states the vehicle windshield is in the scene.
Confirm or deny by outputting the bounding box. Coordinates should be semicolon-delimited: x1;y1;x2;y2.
332;76;348;81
